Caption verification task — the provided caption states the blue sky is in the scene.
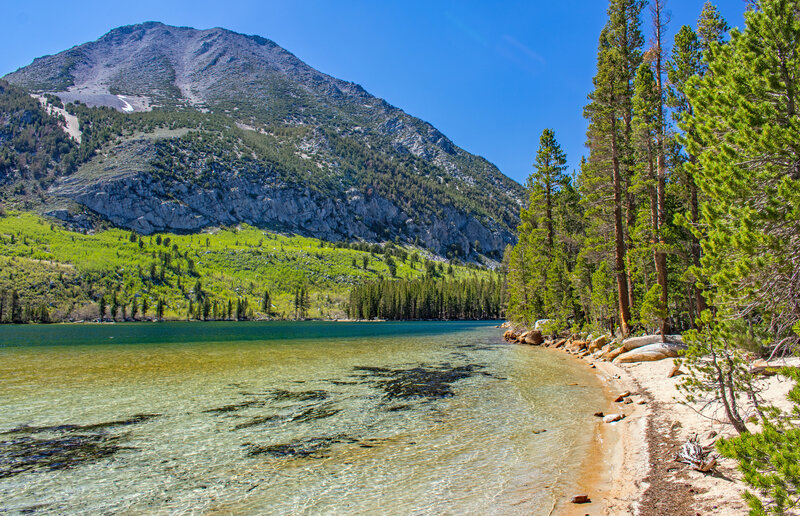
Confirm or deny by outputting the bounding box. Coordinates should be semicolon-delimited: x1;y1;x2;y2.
0;1;746;185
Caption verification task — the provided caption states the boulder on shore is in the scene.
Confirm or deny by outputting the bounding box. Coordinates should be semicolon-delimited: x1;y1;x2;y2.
588;335;609;353
524;330;544;346
601;346;626;361
503;330;518;342
614;342;687;363
566;340;587;353
621;334;683;352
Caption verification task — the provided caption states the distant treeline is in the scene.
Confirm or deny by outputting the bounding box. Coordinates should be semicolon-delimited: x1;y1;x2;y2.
346;276;503;320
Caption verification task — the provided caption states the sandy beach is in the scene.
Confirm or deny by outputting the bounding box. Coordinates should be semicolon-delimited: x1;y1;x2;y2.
539;337;800;515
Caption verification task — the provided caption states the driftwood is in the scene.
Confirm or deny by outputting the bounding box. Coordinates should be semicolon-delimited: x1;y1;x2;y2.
676;434;717;472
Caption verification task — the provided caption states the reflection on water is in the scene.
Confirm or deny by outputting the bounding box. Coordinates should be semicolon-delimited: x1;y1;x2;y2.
0;321;604;515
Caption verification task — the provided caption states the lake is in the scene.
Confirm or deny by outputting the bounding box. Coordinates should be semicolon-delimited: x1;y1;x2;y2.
0;321;604;514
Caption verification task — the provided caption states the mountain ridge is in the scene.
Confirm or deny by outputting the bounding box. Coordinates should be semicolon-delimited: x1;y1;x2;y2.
2;22;524;259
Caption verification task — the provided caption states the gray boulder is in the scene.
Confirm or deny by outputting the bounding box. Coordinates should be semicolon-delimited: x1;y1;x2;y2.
614;342;687;363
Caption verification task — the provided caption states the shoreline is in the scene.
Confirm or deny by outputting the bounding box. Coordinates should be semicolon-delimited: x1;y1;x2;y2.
549;349;649;515
520;329;800;515
0;318;505;325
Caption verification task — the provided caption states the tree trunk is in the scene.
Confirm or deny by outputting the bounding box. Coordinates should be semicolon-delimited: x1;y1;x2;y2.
653;0;670;338
689;177;706;319
611;117;631;336
546;188;553;251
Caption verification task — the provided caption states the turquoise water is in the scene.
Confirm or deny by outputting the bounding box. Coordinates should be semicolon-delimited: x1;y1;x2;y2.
0;321;604;515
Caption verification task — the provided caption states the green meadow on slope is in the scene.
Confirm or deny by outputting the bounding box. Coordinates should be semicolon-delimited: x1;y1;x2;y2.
0;211;494;322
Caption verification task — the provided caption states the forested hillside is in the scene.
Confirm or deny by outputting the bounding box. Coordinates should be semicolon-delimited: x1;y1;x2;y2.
0;211;489;323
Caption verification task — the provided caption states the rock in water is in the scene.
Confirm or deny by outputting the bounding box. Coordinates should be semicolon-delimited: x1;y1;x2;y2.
571;494;591;504
603;414;625;423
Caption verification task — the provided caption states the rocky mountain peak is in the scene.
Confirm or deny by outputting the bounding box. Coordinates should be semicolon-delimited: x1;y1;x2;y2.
2;22;524;258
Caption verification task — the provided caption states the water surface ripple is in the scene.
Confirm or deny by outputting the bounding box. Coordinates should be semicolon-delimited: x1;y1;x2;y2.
0;321;603;515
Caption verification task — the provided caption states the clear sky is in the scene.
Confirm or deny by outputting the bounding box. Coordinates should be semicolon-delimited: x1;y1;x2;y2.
0;1;747;185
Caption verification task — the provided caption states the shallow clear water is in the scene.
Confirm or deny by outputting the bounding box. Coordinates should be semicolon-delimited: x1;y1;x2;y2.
0;321;604;515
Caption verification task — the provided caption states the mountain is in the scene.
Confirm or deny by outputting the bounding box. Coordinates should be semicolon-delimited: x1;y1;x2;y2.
2;22;524;259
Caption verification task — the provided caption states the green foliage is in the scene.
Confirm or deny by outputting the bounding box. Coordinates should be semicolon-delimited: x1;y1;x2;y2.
347;275;503;320
503;0;743;344
717;367;800;515
0;80;78;183
505;129;582;328
639;284;667;333
0;211;485;322
684;0;800;350
675;3;800;510
590;261;616;330
697;1;731;49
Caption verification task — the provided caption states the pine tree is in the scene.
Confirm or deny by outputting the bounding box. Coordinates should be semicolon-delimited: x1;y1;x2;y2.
156;298;165;321
10;290;21;324
697;1;731;51
669;3;729;325
631;61;668;332
110;294;118;321
582;0;645;336
648;0;671;336
678;0;800;448
531;128;569;252
684;0;800;353
262;289;271;314
716;368;800;515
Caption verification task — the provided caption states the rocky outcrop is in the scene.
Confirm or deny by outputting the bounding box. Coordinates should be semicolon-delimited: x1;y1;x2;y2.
49;166;512;256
